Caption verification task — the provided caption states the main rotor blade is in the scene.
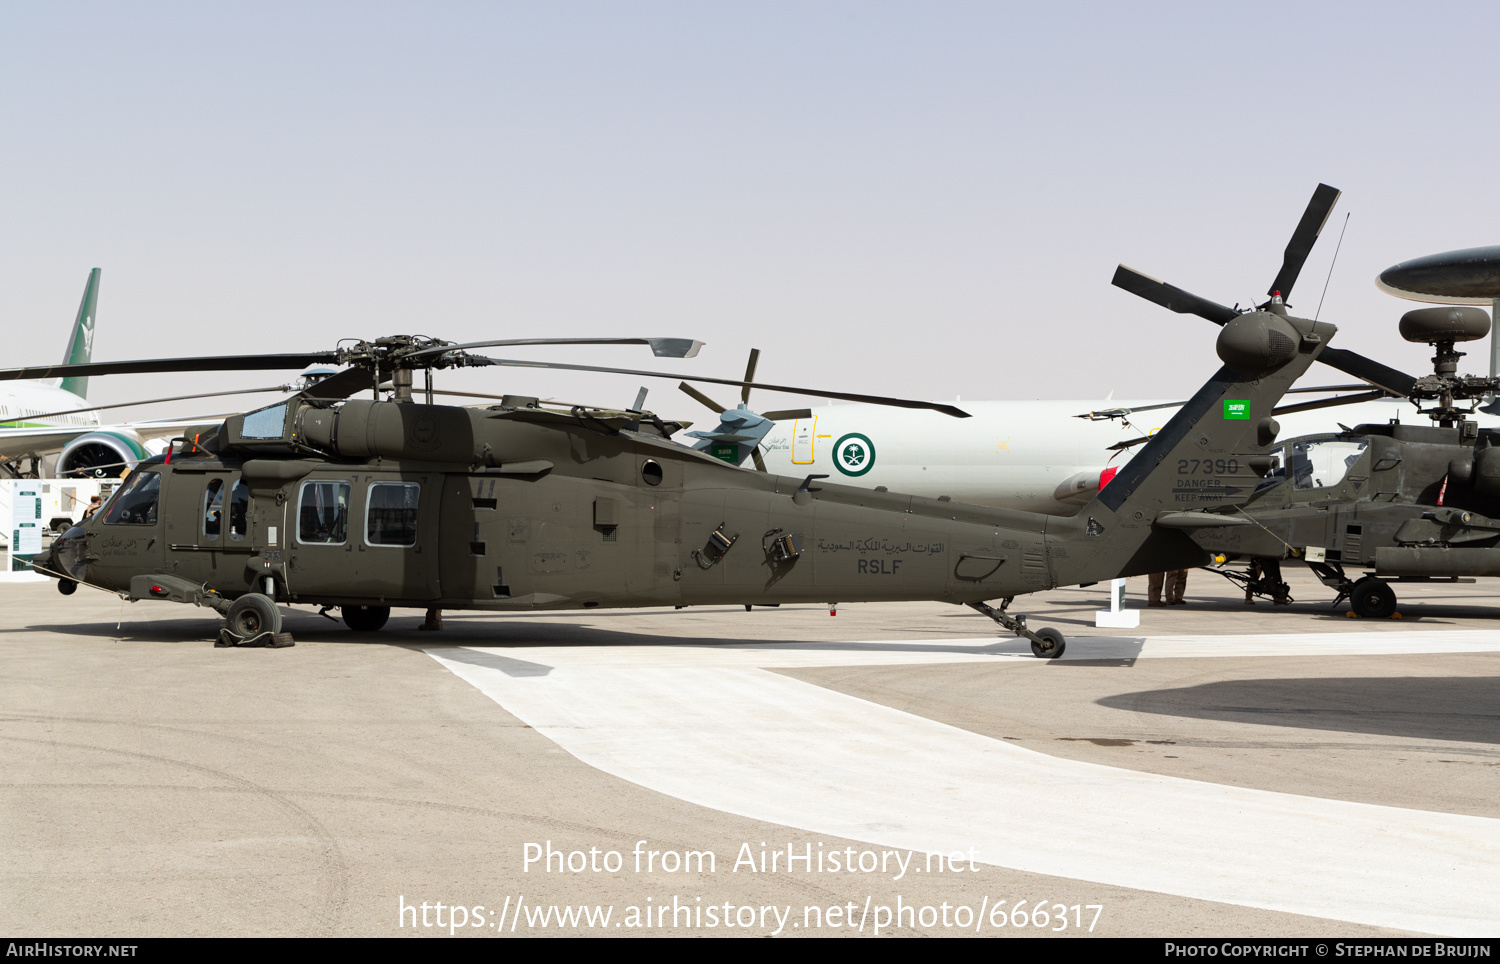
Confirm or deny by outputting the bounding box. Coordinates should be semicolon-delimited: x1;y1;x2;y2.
0;351;340;382
469;356;971;417
407;337;705;360
1272;390;1388;417
1269;183;1341;302
1111;265;1238;325
678;382;727;414
300;366;375;401
742;348;760;404
0;384;292;425
1315;347;1418;398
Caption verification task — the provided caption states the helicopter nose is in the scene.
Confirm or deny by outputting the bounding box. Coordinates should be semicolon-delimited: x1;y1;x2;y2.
47;526;89;581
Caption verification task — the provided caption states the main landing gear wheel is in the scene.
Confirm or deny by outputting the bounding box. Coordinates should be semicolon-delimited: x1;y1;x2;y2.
1031;627;1066;659
225;593;282;641
342;604;391;632
1349;578;1397;619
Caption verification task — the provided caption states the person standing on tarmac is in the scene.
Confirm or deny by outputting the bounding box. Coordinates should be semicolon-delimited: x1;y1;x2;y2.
1148;569;1190;606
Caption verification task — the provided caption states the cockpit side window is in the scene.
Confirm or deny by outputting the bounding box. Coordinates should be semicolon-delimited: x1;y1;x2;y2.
103;472;161;526
203;479;225;538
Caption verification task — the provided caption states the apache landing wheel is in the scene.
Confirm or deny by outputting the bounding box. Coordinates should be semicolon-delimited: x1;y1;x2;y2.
342;604;391;632
225;593;282;641
1349;578;1397;619
57;579;77;595
1031;627;1066;659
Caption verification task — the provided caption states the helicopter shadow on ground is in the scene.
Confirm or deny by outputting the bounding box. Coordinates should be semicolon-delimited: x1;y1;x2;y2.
13;609;1058;663
1098;675;1500;745
1032;594;1499;627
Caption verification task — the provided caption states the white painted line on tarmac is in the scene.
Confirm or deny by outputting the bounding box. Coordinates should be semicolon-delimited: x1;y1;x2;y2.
428;631;1500;936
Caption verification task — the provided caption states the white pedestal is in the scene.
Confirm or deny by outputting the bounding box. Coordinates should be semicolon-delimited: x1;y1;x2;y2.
1095;577;1140;628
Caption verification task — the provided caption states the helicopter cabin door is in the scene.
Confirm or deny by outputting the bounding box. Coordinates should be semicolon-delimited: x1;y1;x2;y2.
288;474;439;605
162;470;244;587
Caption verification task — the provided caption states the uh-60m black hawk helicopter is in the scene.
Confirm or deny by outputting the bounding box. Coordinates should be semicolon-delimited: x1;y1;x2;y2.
12;191;1388;655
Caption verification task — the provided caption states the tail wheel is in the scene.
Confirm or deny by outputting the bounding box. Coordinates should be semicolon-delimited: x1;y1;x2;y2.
225;594;282;641
1349;578;1397;619
342;605;391;632
1031;627;1066;659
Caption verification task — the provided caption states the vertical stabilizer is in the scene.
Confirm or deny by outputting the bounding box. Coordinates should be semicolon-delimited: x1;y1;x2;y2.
1053;310;1337;584
58;268;101;399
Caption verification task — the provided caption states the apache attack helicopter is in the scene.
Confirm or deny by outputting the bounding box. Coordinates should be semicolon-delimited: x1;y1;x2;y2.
1113;196;1500;618
10;193;1385;656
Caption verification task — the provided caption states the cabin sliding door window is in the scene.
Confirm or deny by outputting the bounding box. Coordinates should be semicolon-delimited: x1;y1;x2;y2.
298;481;350;545
365;482;420;547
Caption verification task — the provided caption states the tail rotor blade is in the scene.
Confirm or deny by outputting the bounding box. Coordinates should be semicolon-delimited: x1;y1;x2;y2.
751;448;768;472
1269;183;1341;302
1112;265;1238;325
678;382;727;413
760;409;813;421
742;349;760;404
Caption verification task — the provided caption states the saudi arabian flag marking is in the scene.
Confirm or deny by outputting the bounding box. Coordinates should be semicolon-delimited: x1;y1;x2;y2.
1224;400;1250;420
833;433;876;476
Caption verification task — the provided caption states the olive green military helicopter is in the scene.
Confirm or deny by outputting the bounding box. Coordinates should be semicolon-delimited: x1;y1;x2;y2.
10;191;1377;655
1113;196;1500;618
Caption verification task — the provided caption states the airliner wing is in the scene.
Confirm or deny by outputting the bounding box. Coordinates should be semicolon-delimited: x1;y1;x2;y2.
0;426;94;459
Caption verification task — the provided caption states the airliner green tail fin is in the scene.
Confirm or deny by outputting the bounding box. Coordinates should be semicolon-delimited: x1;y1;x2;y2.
58;268;101;399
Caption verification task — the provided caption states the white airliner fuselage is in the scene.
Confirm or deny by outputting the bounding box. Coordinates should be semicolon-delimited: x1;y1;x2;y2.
758;397;1495;515
0;382;98;431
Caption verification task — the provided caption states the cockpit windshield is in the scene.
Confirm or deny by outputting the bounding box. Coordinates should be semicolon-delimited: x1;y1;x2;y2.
103;471;160;525
1284;438;1369;490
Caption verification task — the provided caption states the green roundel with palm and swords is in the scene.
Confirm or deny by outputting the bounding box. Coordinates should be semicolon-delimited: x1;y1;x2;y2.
833;432;876;476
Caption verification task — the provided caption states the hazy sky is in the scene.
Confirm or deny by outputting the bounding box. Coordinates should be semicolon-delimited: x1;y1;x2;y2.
3;2;1499;422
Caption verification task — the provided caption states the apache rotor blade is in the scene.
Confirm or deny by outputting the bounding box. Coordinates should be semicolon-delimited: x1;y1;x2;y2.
742;349;760;404
1272;390;1388;417
678;382;727;414
0;385;293;425
301;366;375;401
407;337;705;360
1073;400;1187;420
751;448;768;472
0;351;340;382
1285;383;1371;394
1268;183;1341;302
760;409;813;421
1315;347;1418;398
469;356;971;418
1111;265;1238;325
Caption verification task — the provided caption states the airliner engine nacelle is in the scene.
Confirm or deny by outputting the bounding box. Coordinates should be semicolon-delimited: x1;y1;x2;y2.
55;430;149;478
